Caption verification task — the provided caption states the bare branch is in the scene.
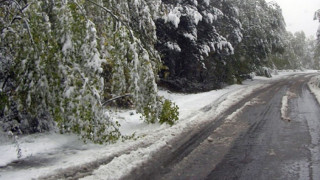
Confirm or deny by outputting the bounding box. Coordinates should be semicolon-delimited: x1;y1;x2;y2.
70;1;88;21
85;0;120;23
20;3;30;13
102;94;132;106
10;15;22;25
22;17;34;44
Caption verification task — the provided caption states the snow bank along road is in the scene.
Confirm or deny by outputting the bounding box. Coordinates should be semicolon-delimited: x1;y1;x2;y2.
124;73;320;180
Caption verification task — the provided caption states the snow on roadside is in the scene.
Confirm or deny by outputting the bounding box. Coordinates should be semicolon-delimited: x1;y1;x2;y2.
0;133;80;167
0;70;317;180
82;73;295;180
80;70;320;179
82;85;265;180
308;75;320;104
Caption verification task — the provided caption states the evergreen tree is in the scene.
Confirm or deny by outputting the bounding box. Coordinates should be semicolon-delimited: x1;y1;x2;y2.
231;0;286;75
273;32;301;69
156;0;242;91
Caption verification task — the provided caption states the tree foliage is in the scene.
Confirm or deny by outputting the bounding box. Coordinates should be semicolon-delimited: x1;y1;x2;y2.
157;0;289;92
315;9;320;42
0;0;178;143
231;0;287;75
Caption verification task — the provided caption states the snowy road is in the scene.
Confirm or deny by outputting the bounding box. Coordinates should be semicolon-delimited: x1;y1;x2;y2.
1;72;320;180
124;73;320;180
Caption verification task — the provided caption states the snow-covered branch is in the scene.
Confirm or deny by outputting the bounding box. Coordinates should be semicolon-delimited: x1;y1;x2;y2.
22;17;34;44
102;94;132;106
85;0;150;55
1;1;34;44
85;0;134;40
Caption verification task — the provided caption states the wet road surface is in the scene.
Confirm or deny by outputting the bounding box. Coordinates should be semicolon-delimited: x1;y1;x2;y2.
207;74;320;180
126;74;320;180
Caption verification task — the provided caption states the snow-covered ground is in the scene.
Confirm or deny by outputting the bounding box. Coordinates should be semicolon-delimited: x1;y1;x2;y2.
0;70;318;180
308;74;320;104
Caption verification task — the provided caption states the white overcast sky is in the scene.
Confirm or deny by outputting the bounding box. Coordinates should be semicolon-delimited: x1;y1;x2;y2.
266;0;320;38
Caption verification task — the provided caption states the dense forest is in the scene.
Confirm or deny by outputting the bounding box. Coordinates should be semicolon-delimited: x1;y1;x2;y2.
1;0;319;143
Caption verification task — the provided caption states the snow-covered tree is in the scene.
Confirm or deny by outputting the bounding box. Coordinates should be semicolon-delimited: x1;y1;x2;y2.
271;32;301;69
314;9;320;66
305;36;318;69
156;0;242;91
315;9;320;43
2;0;298;143
1;0;179;143
0;0;56;133
0;0;121;143
231;0;286;74
84;0;174;124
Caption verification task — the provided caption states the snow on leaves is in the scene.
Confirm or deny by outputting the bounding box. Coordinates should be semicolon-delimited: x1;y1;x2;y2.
159;0;237;63
1;0;180;143
315;10;320;43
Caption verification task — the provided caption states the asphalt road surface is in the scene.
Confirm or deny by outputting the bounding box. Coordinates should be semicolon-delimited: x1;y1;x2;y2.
125;74;320;180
